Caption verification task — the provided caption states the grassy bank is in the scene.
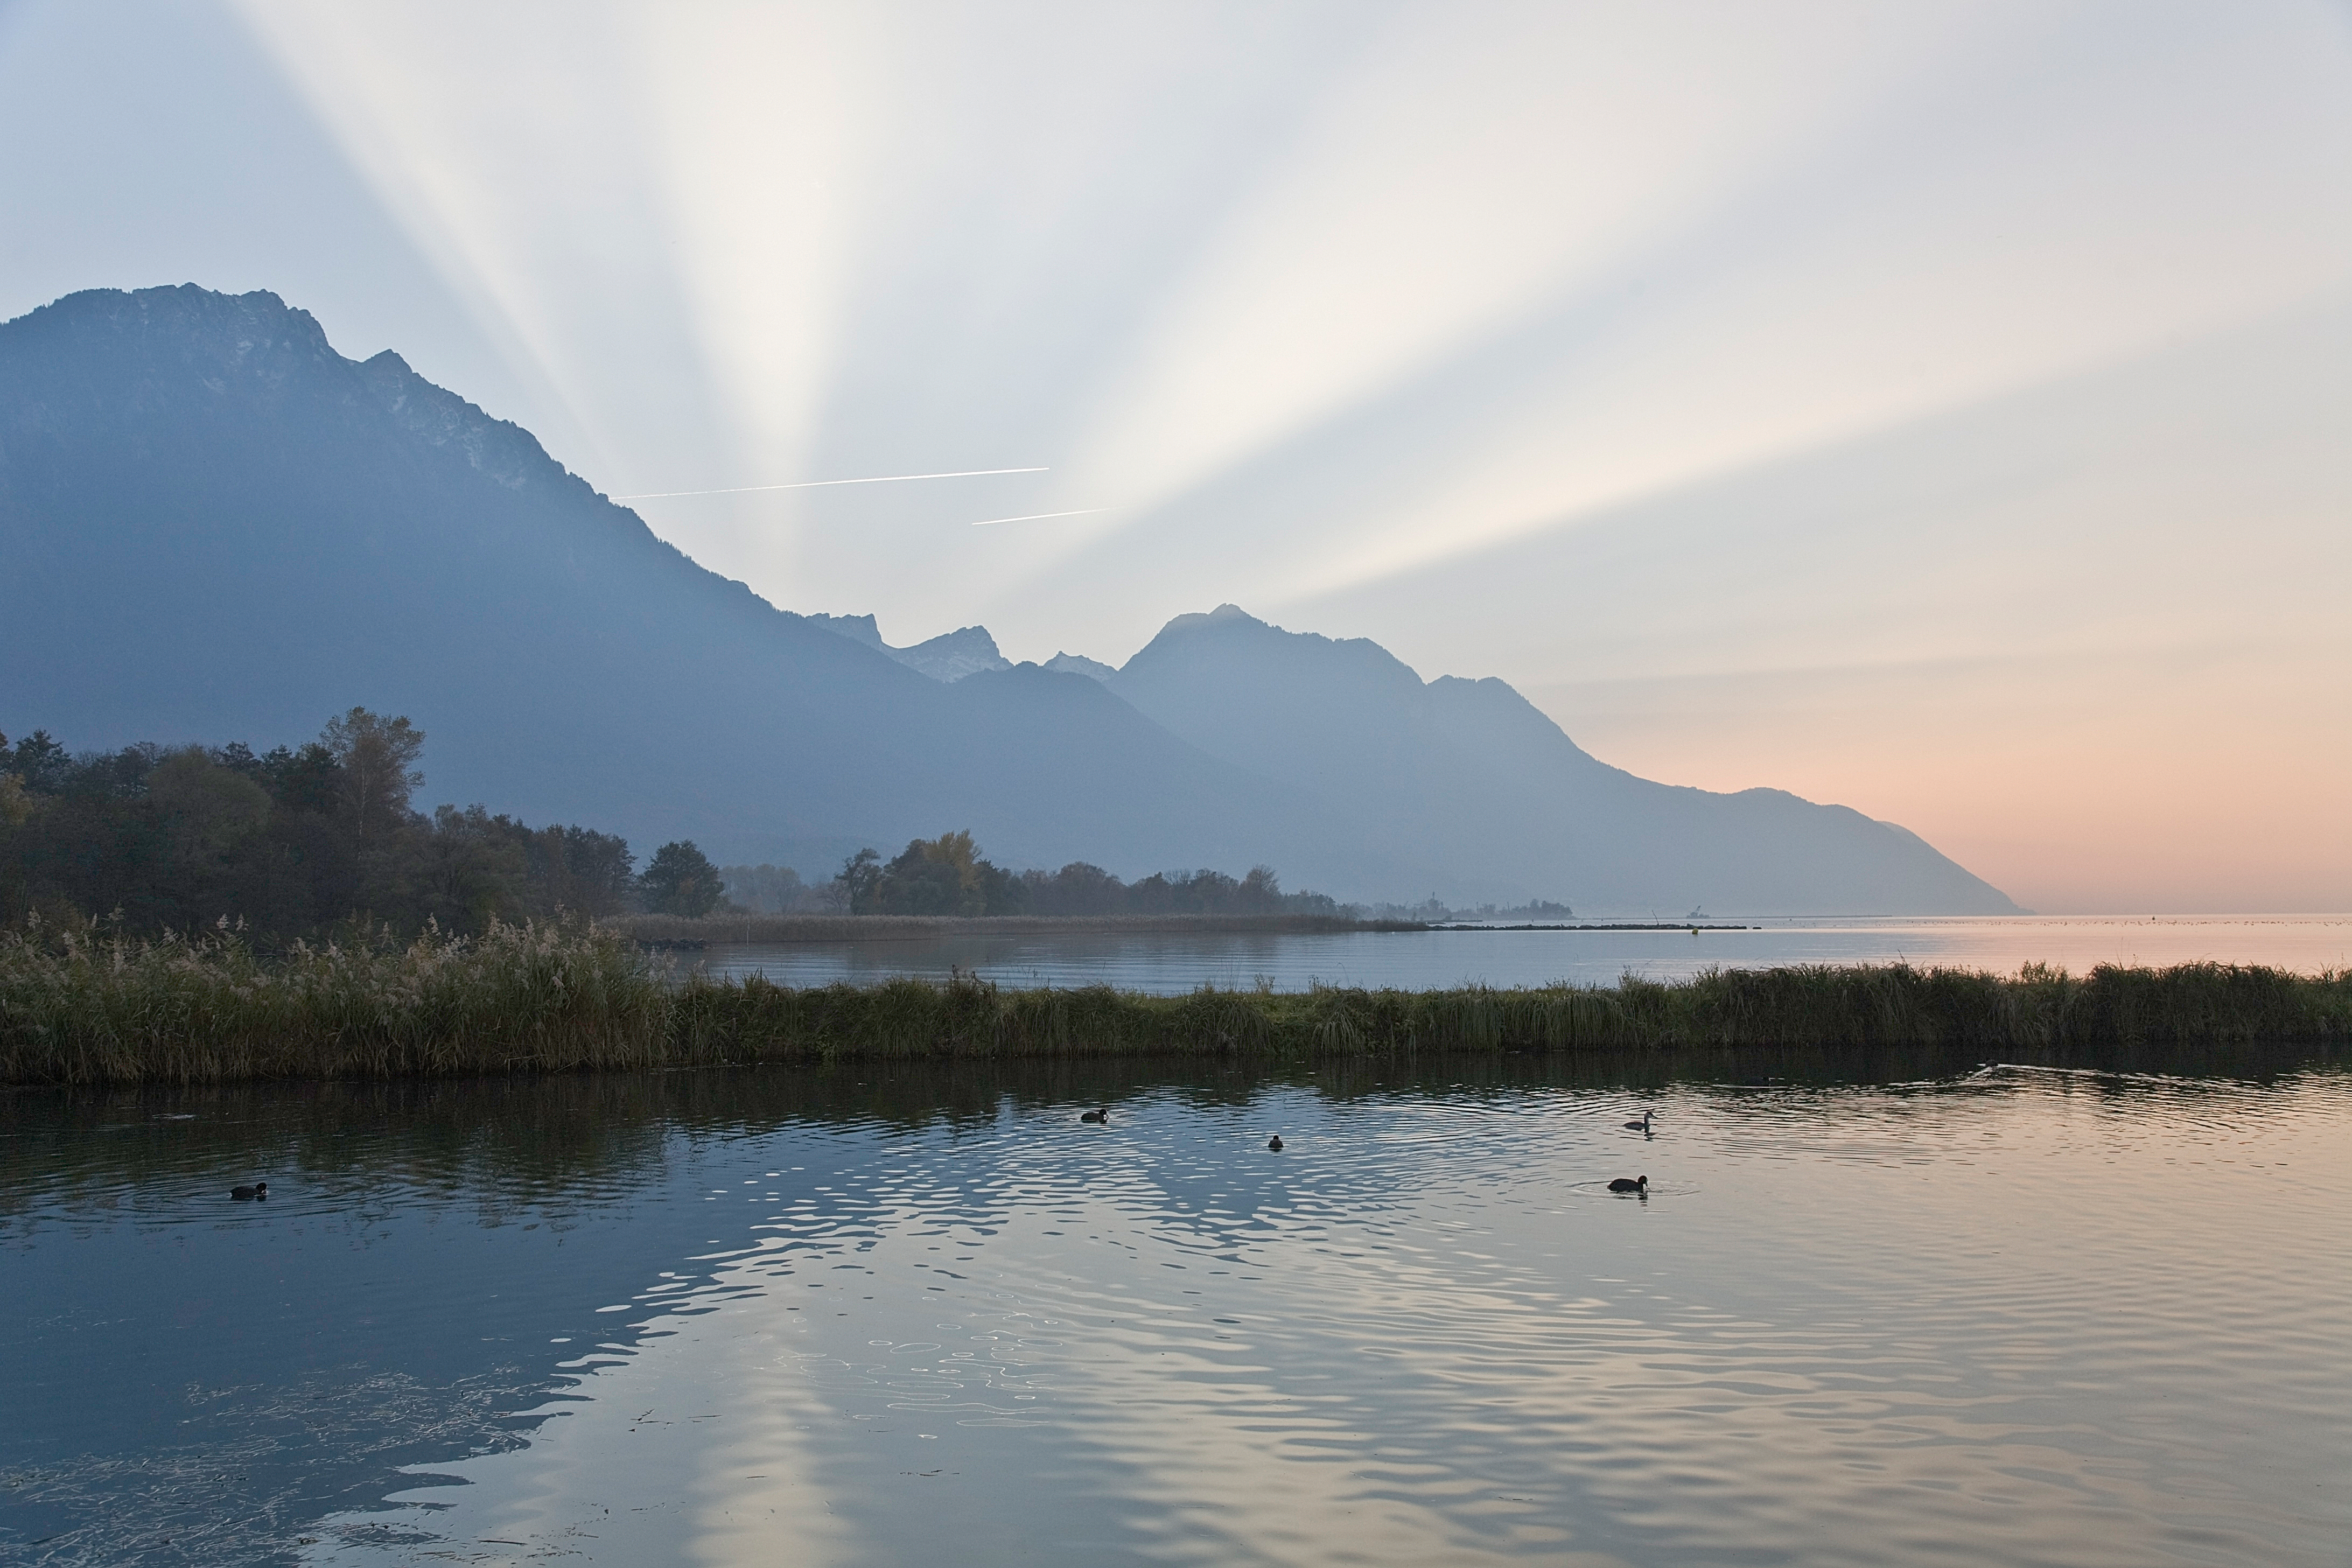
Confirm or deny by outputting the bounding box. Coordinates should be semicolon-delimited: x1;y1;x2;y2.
4;919;2347;1085
617;911;1423;944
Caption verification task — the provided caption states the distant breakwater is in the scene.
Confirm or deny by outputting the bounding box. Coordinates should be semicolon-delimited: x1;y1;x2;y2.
4;921;2345;1086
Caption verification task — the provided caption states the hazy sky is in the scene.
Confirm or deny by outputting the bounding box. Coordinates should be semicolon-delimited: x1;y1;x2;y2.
3;1;2347;913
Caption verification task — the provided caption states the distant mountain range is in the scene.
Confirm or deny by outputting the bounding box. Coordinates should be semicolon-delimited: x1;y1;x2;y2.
0;285;2017;913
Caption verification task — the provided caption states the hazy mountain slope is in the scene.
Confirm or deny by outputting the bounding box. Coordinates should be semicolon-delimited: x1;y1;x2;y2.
0;286;1395;887
808;614;1012;682
0;284;2013;911
1042;652;1117;682
1111;606;2018;913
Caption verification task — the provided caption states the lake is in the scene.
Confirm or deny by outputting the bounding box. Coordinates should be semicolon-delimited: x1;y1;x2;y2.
689;913;2352;993
5;1041;2347;1566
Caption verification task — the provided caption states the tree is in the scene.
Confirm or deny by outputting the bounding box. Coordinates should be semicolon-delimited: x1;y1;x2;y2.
837;847;883;913
717;863;814;914
262;743;344;815
423;804;532;928
319;708;424;842
146;747;271;863
641;839;723;917
3;730;71;794
869;830;1027;916
536;824;635;916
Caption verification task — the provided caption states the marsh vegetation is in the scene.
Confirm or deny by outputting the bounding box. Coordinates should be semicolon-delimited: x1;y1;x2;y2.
4;915;2343;1085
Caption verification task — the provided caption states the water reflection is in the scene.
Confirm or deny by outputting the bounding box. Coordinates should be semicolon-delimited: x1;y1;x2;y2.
4;1042;2348;1566
689;913;2352;993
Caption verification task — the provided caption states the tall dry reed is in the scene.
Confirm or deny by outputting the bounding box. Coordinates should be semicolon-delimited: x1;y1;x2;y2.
0;915;666;1083
4;915;2346;1086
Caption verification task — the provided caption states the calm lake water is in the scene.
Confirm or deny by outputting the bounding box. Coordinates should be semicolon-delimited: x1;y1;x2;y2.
691;913;2352;993
5;1042;2348;1567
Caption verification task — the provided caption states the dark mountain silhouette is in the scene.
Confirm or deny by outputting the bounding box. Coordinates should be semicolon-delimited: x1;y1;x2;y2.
0;285;2015;911
1107;606;2015;913
0;285;1377;888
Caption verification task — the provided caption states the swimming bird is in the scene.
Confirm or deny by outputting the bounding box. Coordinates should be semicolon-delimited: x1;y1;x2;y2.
1267;1135;1284;1152
230;1181;268;1201
1607;1175;1647;1194
1623;1110;1654;1133
1080;1109;1107;1124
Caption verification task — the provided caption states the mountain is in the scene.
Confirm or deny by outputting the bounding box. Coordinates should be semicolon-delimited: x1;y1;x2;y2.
1042;652;1117;682
1106;606;2015;913
0;284;2015;912
0;285;1385;890
807;614;1013;682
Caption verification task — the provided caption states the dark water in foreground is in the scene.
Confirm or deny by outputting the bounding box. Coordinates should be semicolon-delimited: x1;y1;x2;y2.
5;1042;2348;1566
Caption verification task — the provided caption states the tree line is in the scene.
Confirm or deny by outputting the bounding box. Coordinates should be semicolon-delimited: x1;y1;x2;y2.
1;713;1362;935
819;831;1346;918
0;712;722;937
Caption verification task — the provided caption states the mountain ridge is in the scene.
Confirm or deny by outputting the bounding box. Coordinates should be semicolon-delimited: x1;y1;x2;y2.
0;284;2014;912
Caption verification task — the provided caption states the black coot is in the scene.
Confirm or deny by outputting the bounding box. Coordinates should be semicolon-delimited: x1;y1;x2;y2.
1607;1175;1647;1194
230;1181;268;1201
1080;1109;1107;1124
1266;1135;1284;1152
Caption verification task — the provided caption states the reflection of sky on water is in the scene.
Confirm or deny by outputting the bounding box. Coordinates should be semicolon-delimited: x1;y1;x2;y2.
8;1059;2344;1566
326;1070;2352;1566
691;914;2352;994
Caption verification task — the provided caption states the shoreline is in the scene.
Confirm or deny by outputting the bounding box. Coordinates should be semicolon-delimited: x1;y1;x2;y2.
616;912;1430;946
5;922;2346;1085
617;913;1763;948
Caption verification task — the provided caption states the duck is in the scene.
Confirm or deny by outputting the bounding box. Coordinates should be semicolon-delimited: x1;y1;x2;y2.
230;1181;268;1201
1266;1135;1284;1152
1080;1108;1107;1124
1623;1111;1654;1133
1607;1175;1647;1194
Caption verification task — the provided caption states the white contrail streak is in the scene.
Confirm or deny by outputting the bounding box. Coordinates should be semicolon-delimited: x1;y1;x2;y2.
971;508;1112;526
614;466;1047;500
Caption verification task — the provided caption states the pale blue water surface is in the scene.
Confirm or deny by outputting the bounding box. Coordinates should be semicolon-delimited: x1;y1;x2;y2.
690;913;2352;993
4;1041;2348;1566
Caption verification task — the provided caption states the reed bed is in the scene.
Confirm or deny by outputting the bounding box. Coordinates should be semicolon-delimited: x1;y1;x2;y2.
4;919;2347;1085
0;917;667;1083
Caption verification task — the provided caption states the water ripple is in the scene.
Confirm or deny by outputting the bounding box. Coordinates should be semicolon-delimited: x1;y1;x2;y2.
4;1062;2347;1565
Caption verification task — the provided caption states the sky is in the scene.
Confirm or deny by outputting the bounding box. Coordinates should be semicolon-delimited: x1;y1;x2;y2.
2;0;2347;914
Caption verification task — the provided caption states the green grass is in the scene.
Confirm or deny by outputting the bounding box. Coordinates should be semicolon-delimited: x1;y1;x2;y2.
4;917;2347;1085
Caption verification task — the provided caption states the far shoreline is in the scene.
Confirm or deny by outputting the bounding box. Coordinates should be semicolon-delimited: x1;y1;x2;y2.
613;913;1761;947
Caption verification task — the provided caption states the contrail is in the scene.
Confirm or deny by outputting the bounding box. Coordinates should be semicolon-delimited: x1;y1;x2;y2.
971;508;1112;527
614;466;1047;501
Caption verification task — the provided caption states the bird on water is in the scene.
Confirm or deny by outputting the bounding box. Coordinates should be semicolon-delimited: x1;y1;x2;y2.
1267;1135;1284;1152
1623;1110;1654;1133
1080;1108;1107;1124
230;1181;268;1201
1607;1175;1647;1194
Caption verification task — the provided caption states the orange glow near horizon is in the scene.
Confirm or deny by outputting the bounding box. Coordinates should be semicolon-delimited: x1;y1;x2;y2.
1;1;2347;909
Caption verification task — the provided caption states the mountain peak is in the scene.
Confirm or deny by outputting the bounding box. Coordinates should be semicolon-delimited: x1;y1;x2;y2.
806;614;1010;682
1043;651;1117;682
1;282;2018;912
17;284;332;365
1158;601;1269;636
805;612;886;650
